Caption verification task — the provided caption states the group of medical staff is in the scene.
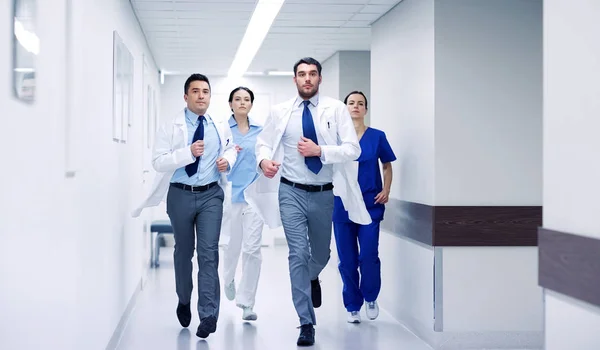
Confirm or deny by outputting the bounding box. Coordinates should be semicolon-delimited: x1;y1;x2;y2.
132;56;396;347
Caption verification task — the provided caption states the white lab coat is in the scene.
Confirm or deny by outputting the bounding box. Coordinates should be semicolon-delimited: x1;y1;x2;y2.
132;109;237;218
244;96;371;228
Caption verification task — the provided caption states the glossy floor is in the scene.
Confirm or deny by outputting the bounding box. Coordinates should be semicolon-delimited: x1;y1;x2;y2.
115;245;433;350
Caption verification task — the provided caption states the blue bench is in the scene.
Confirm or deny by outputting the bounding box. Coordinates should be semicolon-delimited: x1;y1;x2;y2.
150;220;173;268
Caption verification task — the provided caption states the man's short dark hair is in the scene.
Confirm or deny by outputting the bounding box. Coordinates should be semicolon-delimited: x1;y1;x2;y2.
184;73;211;94
293;57;322;76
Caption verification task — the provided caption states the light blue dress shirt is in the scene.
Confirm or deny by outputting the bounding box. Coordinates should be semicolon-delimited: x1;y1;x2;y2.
227;115;262;203
170;108;221;186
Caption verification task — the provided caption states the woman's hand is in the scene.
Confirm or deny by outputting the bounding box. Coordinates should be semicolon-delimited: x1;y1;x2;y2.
374;190;390;204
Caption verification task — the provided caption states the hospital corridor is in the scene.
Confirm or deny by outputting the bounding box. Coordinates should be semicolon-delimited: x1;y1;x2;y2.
1;0;599;349
115;244;432;350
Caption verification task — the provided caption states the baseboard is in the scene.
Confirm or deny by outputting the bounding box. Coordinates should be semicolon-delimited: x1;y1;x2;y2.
433;330;543;349
381;308;436;346
382;305;543;349
105;278;144;350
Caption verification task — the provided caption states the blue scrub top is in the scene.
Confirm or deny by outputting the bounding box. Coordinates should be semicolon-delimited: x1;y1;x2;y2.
227;115;262;203
333;127;397;223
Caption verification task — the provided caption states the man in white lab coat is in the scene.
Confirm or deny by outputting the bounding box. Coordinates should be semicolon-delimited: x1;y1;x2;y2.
132;74;237;339
245;57;371;346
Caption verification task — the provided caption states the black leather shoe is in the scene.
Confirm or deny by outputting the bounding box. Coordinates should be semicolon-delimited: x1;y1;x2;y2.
176;302;191;328
196;316;217;338
297;324;315;346
311;278;322;308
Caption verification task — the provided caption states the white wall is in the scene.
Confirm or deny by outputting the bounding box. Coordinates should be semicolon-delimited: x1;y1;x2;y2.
371;0;435;204
0;1;75;348
543;0;600;239
320;52;340;100
433;1;544;346
0;0;160;349
321;51;370;118
372;0;542;206
379;234;435;342
546;292;600;350
442;248;542;332
338;51;371;106
370;0;436;340
434;0;543;206
544;0;600;348
324;51;371;125
70;0;161;348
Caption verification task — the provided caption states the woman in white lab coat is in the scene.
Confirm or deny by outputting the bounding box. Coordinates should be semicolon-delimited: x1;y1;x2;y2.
221;87;264;321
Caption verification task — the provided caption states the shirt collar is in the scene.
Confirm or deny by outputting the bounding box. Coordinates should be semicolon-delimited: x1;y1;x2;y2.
185;108;212;124
229;115;259;128
295;93;319;109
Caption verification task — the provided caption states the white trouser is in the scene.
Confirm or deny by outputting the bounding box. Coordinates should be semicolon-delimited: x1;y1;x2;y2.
222;202;264;308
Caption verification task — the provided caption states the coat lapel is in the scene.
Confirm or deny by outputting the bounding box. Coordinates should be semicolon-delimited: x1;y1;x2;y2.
316;100;333;144
174;109;188;147
271;98;296;156
210;115;229;154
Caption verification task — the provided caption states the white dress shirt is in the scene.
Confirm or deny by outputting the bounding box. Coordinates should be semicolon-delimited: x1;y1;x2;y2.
280;94;333;185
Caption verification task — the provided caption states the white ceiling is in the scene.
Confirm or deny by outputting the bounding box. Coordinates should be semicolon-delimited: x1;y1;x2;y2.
131;0;401;76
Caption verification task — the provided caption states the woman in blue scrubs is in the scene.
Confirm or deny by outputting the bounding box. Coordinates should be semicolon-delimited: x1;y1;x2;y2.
333;91;396;324
221;87;264;321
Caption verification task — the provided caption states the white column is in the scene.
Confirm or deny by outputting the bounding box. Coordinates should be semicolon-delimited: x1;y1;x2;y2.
371;0;544;348
371;0;436;342
544;1;600;349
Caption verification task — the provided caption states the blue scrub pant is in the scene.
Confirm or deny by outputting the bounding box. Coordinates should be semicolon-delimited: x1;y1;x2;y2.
333;220;381;312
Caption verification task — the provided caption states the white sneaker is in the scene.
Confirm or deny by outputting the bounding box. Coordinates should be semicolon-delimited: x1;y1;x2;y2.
365;300;379;320
224;280;236;301
241;306;258;321
347;311;361;323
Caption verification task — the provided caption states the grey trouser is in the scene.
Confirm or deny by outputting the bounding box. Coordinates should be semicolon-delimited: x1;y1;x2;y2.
166;184;224;320
279;182;334;326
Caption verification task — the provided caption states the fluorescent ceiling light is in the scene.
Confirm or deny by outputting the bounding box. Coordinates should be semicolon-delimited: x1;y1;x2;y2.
161;70;181;75
14;20;39;55
227;0;286;78
267;71;294;76
14;67;35;73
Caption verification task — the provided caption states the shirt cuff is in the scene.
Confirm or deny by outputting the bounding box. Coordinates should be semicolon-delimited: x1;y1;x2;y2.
319;146;327;163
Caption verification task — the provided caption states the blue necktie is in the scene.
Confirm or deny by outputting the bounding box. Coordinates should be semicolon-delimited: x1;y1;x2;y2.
185;115;205;177
302;100;323;174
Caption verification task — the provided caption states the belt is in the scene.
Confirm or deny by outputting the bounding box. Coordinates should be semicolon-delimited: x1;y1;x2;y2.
281;177;333;192
171;181;218;192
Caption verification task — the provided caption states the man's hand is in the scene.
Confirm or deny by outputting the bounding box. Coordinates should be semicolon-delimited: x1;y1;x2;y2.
298;137;321;157
235;145;242;153
374;190;390;204
191;140;204;157
216;157;229;172
260;159;280;179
